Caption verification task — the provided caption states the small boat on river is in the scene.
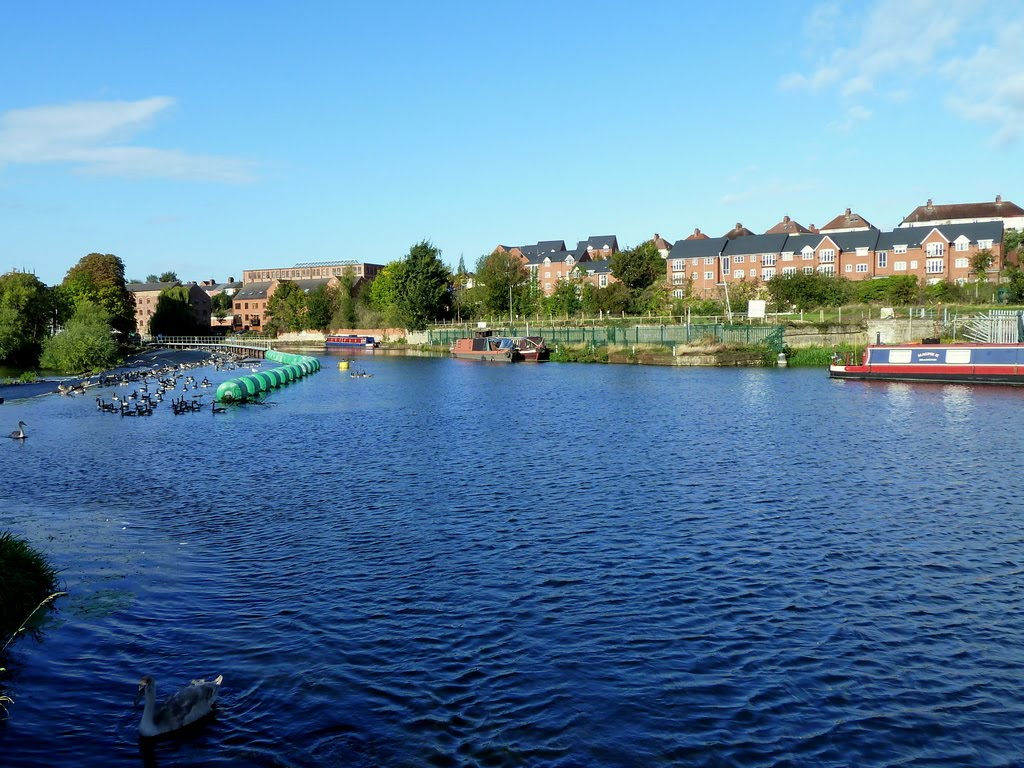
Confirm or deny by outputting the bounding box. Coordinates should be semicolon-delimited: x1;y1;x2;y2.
830;340;1024;385
450;331;549;362
326;334;379;349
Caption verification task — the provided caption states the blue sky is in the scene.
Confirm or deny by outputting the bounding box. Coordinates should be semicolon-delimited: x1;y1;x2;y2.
2;0;1022;286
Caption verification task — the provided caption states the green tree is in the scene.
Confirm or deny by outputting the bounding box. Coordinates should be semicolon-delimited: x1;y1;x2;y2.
211;292;233;325
609;241;664;291
62;253;136;336
368;262;405;326
39;300;119;373
395;240;451;330
145;274;159;283
265;280;307;333
307;284;333;330
149;285;199;336
1004;264;1024;303
158;271;179;283
329;270;359;330
581;282;631;316
970;249;994;298
0;272;52;365
544;268;584;318
767;272;849;311
474;250;528;319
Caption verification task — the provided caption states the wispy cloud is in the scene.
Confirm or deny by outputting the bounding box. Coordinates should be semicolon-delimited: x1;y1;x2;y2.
778;0;1024;144
0;98;255;182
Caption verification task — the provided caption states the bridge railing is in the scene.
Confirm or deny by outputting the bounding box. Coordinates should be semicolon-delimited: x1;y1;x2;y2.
143;335;277;349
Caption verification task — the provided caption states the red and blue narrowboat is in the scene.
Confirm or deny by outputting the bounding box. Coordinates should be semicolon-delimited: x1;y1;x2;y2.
326;334;379;349
829;340;1024;385
450;331;549;362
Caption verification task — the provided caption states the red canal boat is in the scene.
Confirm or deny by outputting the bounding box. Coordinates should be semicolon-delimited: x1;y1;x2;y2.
450;331;549;362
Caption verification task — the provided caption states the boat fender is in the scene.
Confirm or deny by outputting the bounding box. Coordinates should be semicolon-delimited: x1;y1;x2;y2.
505;350;511;358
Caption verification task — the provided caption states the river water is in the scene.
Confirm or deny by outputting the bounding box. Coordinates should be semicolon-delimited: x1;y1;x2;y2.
3;353;1024;767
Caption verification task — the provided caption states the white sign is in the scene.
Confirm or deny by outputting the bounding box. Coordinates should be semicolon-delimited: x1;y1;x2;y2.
748;299;766;319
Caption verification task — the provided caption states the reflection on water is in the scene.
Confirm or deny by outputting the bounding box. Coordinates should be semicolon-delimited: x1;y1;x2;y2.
4;358;1024;766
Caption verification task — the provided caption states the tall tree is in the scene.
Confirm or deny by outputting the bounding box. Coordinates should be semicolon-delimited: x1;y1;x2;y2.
149;285;199;336
158;271;179;283
266;280;308;332
39;300;119;373
367;262;406;327
609;241;664;291
62;253;136;336
474;250;528;318
395;240;451;330
0;272;52;364
306;284;333;330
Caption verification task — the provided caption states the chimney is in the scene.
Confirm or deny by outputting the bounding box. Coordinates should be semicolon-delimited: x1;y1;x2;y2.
996;194;1003;205
694;228;701;236
783;215;790;223
926;199;933;209
228;276;235;283
845;207;851;216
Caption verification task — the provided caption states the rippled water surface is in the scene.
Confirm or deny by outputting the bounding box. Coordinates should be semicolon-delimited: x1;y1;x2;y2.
3;353;1024;767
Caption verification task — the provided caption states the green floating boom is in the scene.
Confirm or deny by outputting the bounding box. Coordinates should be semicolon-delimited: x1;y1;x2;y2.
215;349;321;403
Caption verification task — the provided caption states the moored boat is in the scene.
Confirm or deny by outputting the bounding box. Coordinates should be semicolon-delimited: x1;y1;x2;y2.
829;340;1024;385
450;331;549;362
326;334;379;349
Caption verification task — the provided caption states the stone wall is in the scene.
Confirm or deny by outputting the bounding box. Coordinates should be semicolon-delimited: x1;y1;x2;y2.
779;324;866;348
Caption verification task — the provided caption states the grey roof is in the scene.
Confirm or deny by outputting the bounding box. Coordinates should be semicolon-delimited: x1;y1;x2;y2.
582;259;611;274
783;229;881;253
721;233;789;257
234;281;272;300
535;240;567;253
668;237;730;259
127;281;178;293
581;235;618;252
877;221;1003;249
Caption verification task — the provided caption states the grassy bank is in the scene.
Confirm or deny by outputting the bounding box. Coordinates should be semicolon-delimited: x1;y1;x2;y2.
785;344;865;367
0;532;60;648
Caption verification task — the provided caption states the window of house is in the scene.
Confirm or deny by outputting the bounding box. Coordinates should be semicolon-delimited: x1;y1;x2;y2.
691;272;698;280
819;249;836;262
802;249;814;260
704;257;715;265
734;255;745;263
692;258;699;266
762;254;776;266
762;268;775;279
672;259;683;271
672;289;684;298
781;253;793;261
704;271;714;280
782;267;796;275
672;274;685;285
856;264;869;273
734;269;745;279
845;264;853;272
244;302;249;309
926;258;944;274
956;240;969;251
819;265;835;275
910;260;918;270
722;257;730;274
979;239;993;249
894;245;908;254
955;257;969;268
599;274;608;287
856;247;868;256
877;251;888;268
544;271;550;279
894;261;906;271
925;242;945;256
803;267;814;274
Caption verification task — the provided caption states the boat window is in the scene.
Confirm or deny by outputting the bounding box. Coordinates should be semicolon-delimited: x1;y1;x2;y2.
889;349;912;364
946;349;971;364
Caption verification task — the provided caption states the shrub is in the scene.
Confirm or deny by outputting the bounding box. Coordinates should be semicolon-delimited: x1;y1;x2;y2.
0;532;59;645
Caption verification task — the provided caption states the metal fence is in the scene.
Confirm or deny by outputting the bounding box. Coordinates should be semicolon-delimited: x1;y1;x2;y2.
428;325;786;352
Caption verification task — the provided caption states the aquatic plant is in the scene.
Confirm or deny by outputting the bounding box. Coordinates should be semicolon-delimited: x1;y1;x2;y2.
0;532;61;647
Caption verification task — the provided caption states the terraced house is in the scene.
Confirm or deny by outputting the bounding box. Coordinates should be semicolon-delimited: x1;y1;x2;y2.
668;199;1014;298
495;235;620;295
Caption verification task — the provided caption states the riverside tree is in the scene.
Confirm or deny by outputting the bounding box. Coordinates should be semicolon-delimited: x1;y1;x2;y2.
39;300;119;373
474;249;528;319
394;240;451;330
149;285;200;336
0;272;52;365
62;253;136;337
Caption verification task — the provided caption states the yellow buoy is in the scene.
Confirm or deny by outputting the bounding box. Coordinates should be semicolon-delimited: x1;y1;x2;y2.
338;360;350;370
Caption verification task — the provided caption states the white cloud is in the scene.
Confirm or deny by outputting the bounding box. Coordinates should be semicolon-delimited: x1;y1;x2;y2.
0;98;255;182
777;0;1024;144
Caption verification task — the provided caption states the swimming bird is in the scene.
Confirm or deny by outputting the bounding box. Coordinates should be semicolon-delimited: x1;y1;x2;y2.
8;421;27;439
135;674;223;737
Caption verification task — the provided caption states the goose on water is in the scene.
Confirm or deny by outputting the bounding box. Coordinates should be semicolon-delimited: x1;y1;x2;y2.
135;674;223;737
8;421;27;439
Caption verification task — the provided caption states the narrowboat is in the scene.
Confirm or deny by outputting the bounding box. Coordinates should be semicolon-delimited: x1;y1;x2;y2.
326;334;379;349
450;331;549;362
829;340;1024;385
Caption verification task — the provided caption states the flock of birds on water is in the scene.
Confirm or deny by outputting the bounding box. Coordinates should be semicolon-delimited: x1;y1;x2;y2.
5;350;381;740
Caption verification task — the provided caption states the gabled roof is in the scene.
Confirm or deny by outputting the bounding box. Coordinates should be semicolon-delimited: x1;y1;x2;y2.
581;235;619;252
686;228;710;240
535;240;567;253
820;208;873;232
669;236;729;259
877;221;1003;250
127;281;178;293
723;222;755;239
651;233;673;251
722;233;789;256
901;196;1024;225
783;229;881;253
582;259;611;274
765;216;811;235
234;281;273;300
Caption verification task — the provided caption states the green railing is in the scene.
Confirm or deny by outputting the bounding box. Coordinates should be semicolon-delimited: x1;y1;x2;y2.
428;325;786;352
